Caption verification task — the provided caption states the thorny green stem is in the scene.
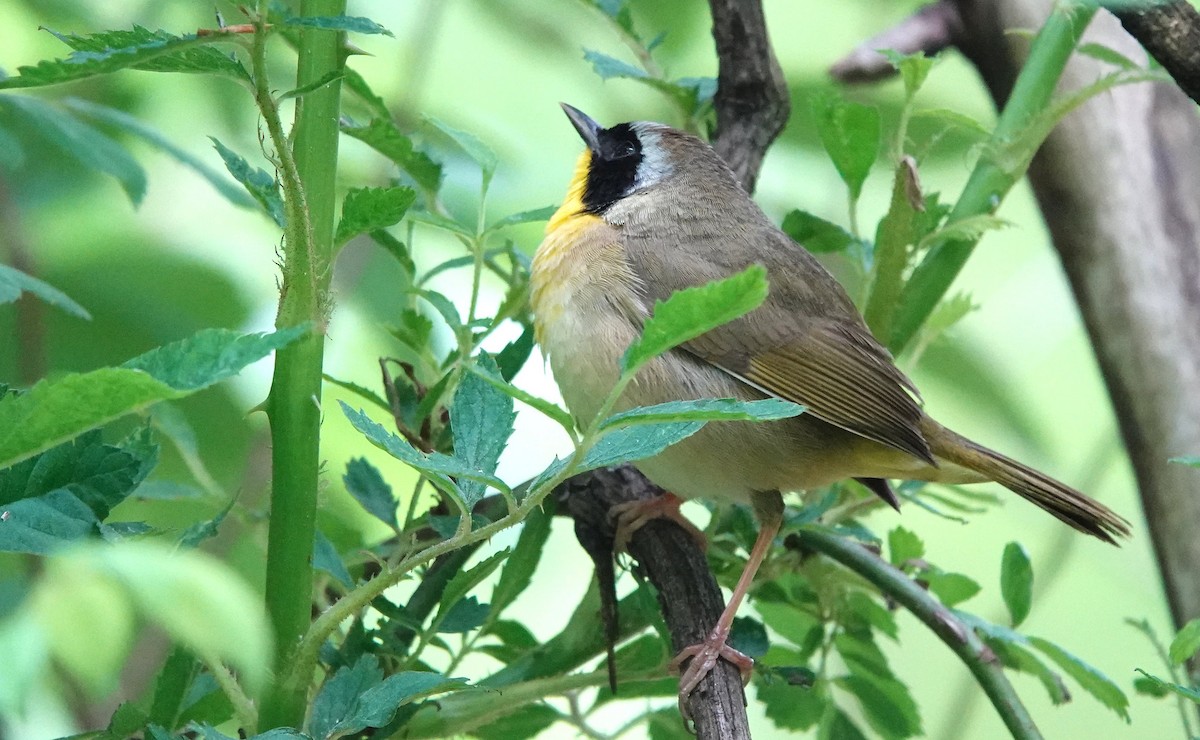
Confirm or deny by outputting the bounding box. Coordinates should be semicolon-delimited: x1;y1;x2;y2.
257;0;346;730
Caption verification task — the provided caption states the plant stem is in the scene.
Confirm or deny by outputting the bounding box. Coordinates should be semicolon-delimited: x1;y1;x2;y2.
795;526;1042;740
889;1;1096;352
258;0;346;730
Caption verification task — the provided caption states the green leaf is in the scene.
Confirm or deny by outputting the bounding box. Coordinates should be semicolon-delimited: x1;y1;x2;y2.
495;327;536;382
342;118;443;194
844;590;898;640
451;355;517;507
780;210;853;253
1169;455;1200;467
1132;674;1169;698
0;27;246;89
754;604;823;659
584;49;647;80
436;550;509;630
600;398;803;431
987;639;1069;705
314;530;354;589
343;458;399;529
36;541;271;695
309;656;383;740
470;703;561;740
1133;669;1200;704
0;95;146;205
425;116;498;181
284;15;393;36
491;503;552;614
339;403;509;506
1029;636;1130;720
922;570;980;607
487;205;557;232
63;98;256;210
818;709;869;740
837;672;922;739
341;66;390;120
1168;618;1200;665
335;186;416;245
464;363;576;434
910;108;992;141
0;489;99;554
1076;42;1139;71
811;93;880;201
210;138;285;226
757;676;824;731
0;264;90;319
437;595;490;633
177;497;234;549
0;326;306;470
881;50;935;98
730;616;770;659
1000;541;1034;627
864;161;922;339
621;265;769;375
915;214;1012;254
887;526;924;568
369;230;416;280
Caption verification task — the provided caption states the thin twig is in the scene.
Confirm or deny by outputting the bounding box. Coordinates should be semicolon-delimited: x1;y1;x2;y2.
829;0;963;83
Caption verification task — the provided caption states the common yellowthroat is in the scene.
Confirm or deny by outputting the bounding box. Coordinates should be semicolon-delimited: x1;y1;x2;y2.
531;104;1129;708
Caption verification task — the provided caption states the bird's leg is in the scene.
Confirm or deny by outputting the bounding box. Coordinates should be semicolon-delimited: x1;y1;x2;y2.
670;491;784;720
609;492;708;553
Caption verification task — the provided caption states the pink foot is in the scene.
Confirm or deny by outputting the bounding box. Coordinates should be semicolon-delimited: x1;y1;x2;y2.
670;623;754;720
609;492;707;553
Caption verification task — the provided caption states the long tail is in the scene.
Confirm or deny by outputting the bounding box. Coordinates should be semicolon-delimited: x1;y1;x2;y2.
923;420;1131;544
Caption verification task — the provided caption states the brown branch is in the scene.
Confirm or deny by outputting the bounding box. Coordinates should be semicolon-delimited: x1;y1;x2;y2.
556;467;751;740
829;0;964;83
1105;0;1200;107
708;0;791;192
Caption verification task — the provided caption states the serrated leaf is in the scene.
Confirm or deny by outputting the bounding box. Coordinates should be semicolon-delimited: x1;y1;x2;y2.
837;672;922;739
915;214;1012;253
464;363;575;433
0;264;90;319
1029;636;1129;720
425;116;497;180
923;570;980;607
757;676;824;731
487;205;556;232
451;355;516;507
1000;541;1033;627
887;526;924;567
309;656;383;739
283;15;394;37
0;27;246;89
910;108;992;140
0;489;99;554
339;403;509;506
622;265;768;374
0;326;306;470
583;49;648;80
865;161;922;339
343;458;398;529
811;93;880;201
437;595;490;633
64;98;255;210
754;604;823;659
844;590;898;640
315;530;353;589
0;95;146;204
818;709;869;740
1168;618;1200;665
491;503;551;614
335;186;416;245
780;210;853;253
881;50;935;98
600;398;803;430
495;327;535;383
341;118;443;194
987;639;1070;705
177;497;234;549
584;422;702;471
1133;669;1200;704
210;138;285;226
1076;42;1139;71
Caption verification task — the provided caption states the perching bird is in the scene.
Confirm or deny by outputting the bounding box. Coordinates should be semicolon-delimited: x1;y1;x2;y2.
530;103;1129;713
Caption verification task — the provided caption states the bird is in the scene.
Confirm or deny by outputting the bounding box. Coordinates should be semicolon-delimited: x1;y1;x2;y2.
529;103;1129;715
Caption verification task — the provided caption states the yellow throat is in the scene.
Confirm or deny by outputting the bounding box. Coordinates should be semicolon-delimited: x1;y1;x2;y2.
531;150;603;342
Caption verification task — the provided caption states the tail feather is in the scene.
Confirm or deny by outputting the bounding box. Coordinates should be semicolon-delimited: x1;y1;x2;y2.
926;423;1131;544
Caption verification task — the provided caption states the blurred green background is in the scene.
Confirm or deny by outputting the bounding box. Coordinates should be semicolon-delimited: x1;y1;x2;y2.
0;0;1174;737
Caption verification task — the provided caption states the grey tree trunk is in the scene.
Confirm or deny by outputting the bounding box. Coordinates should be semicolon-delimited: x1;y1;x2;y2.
953;0;1200;628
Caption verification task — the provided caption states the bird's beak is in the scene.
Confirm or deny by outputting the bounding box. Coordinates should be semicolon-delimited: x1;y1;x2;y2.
560;103;602;154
